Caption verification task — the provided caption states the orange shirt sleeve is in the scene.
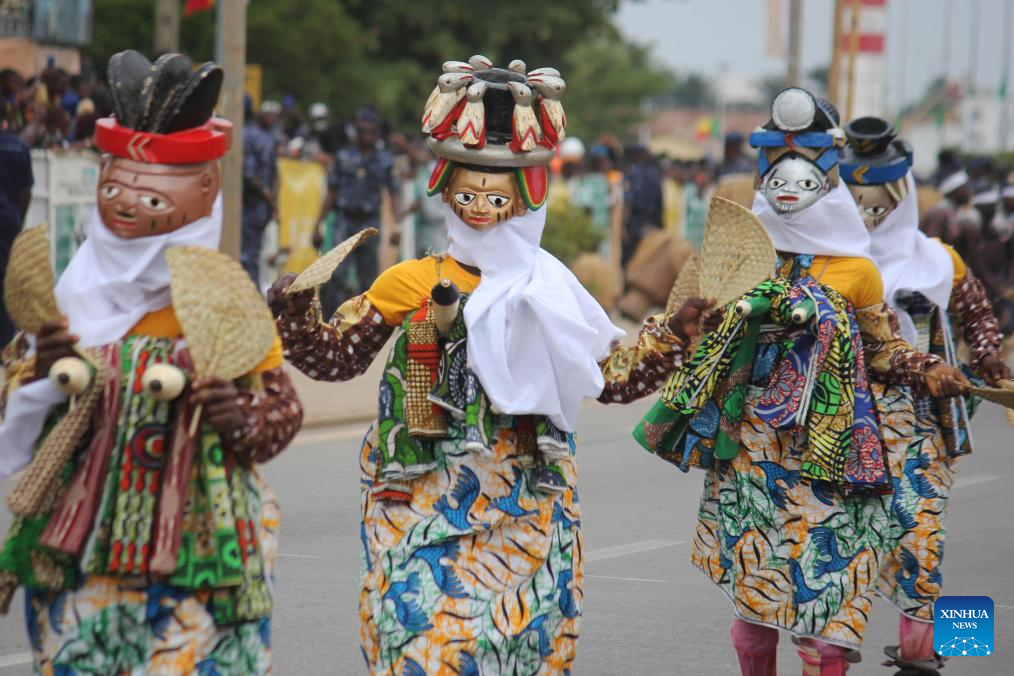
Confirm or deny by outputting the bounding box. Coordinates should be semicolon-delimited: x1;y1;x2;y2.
252;335;284;374
936;241;966;289
817;256;884;309
128;306;284;375
365;257;480;326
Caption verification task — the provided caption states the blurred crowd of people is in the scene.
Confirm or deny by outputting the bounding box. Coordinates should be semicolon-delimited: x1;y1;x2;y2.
0;63;112;150
4;67;1011;335
922;151;1014;335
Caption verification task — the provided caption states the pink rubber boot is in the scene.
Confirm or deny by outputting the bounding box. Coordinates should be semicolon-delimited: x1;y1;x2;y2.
797;637;850;676
730;618;778;676
899;615;936;662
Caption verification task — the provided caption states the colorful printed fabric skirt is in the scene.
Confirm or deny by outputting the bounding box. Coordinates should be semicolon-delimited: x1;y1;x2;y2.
359;423;582;675
691;385;911;649
23;479;279;675
877;387;955;622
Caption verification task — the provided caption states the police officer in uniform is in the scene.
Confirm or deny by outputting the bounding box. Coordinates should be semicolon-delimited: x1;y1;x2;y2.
314;108;399;317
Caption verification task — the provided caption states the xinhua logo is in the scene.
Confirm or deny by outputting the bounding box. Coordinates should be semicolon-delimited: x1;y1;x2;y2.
934;596;994;657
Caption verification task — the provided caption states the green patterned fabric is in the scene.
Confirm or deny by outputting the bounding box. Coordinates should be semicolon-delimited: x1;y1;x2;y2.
0;411;80;596
636;271;890;490
634;280;785;467
376;297;555;483
2;335;272;625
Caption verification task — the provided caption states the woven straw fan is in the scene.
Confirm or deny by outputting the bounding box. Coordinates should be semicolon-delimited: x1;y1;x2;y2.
287;227;379;295
4;224;61;334
966;379;1014;411
665;254;702;314
166;247;276;435
698;195;776;308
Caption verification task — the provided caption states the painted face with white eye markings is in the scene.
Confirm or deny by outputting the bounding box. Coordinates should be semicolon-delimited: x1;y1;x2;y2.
762;154;830;214
443;167;526;230
97;156;219;239
847;183;898;231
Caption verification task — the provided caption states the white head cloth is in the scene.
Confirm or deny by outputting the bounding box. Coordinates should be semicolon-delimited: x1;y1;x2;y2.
751;181;874;261
0;193;222;481
971;189;999;206
55;193;223;348
446;204;624;432
939;170;969;195
869;174;954;345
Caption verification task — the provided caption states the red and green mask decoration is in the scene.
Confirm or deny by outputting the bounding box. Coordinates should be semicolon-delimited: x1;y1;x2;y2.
422;56;563;213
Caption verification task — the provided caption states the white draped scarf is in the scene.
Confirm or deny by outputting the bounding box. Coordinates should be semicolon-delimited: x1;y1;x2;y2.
55;193;223;348
869;174;954;345
752;182;874;261
1;194;223;482
446;205;624;432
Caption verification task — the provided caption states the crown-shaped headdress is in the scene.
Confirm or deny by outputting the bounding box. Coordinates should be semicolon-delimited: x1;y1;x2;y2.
840;116;913;188
95;50;230;164
422;55;566;210
749;87;846;189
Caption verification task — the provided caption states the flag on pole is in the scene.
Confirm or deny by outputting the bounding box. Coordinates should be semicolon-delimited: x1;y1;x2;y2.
184;0;216;17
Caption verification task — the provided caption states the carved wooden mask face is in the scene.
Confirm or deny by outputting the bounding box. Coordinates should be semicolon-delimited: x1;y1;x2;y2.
848;183;898;231
762;155;830;214
97;157;219;239
442;167;526;230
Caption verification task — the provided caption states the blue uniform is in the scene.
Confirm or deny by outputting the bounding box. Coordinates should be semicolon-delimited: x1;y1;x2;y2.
241;123;278;285
320;146;397;317
0;130;33;346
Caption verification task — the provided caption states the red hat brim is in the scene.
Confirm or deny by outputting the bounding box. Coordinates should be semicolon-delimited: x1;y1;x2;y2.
95;117;231;164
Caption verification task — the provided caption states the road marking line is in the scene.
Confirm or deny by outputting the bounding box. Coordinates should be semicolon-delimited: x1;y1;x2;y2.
278;553;325;560
584;539;683;562
586;574;667;583
0;653;32;669
953;474;1000;489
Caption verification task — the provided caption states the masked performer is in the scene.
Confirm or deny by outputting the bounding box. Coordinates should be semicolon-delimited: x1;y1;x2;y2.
840;117;1008;675
634;88;969;676
0;51;302;674
268;57;704;674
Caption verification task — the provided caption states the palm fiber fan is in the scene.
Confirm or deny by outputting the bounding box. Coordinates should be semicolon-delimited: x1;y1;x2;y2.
4;225;109;516
286;227;378;295
664;195;776;317
165;246;276;435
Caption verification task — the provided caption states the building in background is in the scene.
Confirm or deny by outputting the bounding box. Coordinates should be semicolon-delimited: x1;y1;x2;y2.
0;0;92;74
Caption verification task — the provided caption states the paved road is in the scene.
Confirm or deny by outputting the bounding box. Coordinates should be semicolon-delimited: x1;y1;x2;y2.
1;398;1012;674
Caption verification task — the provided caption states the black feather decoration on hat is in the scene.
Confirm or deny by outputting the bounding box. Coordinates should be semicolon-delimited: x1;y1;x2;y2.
107;50;223;135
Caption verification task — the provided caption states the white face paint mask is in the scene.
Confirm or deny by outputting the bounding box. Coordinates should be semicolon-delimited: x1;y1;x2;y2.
762;155;830;213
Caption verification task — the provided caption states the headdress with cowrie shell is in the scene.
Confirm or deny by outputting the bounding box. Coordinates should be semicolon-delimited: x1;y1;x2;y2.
422;55;566;210
96;50;230;164
748;87;846;190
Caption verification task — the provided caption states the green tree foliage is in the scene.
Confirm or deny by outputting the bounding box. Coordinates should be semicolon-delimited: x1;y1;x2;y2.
540;198;605;265
668;72;714;108
564;34;674;140
84;0;666;140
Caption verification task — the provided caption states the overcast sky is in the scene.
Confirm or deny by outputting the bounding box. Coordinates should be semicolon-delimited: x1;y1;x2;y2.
616;0;1014;113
